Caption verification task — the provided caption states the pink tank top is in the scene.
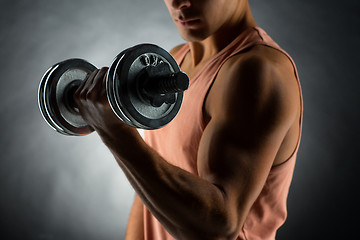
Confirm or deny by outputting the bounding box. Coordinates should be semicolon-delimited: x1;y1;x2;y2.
143;27;303;240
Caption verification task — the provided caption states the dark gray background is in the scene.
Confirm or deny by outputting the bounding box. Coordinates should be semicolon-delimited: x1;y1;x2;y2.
1;0;359;239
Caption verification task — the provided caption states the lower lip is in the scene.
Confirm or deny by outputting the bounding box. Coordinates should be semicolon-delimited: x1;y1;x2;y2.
178;19;200;27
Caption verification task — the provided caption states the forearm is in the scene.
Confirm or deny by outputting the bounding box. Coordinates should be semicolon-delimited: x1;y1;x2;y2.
125;195;144;240
104;135;235;240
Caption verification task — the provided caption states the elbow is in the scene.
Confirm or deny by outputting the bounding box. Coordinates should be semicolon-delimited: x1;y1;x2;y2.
209;208;244;240
185;228;239;240
177;213;240;240
174;185;242;240
202;199;242;239
207;198;242;240
212;219;241;240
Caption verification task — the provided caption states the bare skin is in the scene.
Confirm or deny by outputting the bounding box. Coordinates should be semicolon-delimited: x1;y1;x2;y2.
74;0;301;239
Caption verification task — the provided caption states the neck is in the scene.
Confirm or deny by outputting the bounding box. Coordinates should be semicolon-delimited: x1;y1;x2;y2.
189;2;257;66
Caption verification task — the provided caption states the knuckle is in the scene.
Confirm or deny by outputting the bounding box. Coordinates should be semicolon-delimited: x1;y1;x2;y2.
79;89;87;98
85;91;93;99
85;89;95;100
98;67;109;79
100;66;109;72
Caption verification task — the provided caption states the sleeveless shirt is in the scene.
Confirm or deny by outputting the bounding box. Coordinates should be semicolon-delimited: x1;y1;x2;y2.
143;27;303;240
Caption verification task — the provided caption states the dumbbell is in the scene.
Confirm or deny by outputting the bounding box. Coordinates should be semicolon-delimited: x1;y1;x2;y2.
38;44;189;136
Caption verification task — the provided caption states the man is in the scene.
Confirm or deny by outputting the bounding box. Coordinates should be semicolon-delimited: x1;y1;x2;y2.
74;0;303;239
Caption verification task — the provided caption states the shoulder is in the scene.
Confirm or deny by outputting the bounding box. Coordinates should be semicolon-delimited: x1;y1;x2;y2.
220;45;296;88
169;44;186;56
206;45;300;124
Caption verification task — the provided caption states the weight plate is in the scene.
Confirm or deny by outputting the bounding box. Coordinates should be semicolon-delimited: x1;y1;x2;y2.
108;44;183;129
106;47;138;128
38;64;61;131
38;59;97;136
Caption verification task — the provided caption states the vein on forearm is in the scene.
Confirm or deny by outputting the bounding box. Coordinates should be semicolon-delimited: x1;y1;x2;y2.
110;141;228;239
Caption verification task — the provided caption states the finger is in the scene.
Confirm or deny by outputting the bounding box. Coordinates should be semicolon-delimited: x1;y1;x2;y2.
74;69;96;97
101;67;108;96
88;67;108;100
91;67;108;90
78;69;99;98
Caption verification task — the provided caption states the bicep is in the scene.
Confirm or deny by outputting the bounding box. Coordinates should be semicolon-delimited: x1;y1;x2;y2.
197;117;282;222
197;116;284;209
197;55;298;225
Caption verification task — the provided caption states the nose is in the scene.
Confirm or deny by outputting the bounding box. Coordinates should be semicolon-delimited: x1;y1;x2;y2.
171;0;191;9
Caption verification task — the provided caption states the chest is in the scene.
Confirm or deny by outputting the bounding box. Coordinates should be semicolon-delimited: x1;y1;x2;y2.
144;60;217;172
179;53;211;81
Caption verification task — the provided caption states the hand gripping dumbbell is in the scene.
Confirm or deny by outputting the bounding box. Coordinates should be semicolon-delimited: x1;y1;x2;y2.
38;44;189;136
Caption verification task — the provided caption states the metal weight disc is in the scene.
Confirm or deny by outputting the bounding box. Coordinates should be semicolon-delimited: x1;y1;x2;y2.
107;44;184;129
38;65;60;132
38;59;97;136
107;47;138;128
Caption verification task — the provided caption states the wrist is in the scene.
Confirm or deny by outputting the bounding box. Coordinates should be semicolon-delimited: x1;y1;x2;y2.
96;124;149;162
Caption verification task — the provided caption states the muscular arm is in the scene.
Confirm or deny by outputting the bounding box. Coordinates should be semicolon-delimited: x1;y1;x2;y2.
76;50;299;239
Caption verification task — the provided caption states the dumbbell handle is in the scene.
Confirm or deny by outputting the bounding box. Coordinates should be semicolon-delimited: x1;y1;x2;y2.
143;71;189;94
137;62;189;107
